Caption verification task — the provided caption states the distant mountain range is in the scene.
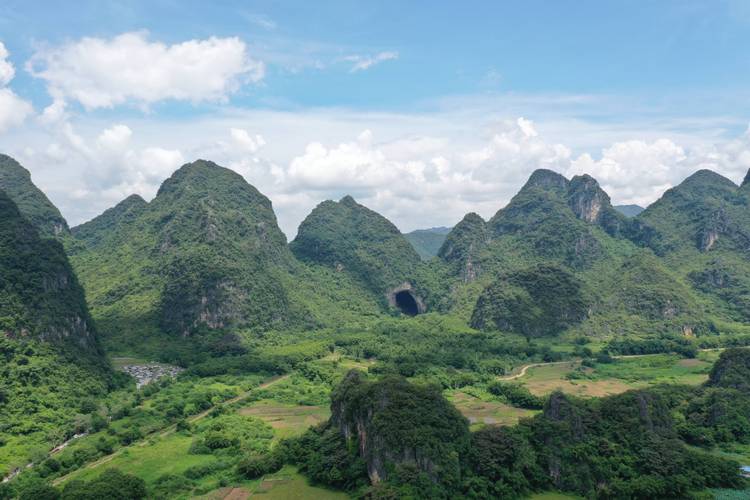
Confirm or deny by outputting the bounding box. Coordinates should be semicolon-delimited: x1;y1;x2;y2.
403;226;452;260
1;154;749;365
614;204;645;217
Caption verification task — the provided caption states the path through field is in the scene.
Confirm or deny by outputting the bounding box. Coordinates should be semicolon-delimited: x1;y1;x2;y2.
496;348;724;382
52;373;291;486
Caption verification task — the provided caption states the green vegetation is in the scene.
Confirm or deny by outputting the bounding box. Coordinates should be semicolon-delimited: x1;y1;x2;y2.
471;264;587;338
0;191;101;354
287;350;750;499
0;155;68;238
291;195;422;299
2;155;750;498
0;191;116;477
404;226;450;260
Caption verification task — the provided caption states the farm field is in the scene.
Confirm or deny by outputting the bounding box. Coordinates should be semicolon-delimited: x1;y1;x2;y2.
238;401;330;440
447;391;538;428
196;466;349;500
13;349;747;499
514;353;716;397
60;434;215;485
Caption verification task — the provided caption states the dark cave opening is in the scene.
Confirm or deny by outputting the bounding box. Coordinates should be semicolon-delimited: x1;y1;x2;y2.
395;290;419;316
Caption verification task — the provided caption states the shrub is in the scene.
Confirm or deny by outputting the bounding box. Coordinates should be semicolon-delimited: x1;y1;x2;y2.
487;382;544;409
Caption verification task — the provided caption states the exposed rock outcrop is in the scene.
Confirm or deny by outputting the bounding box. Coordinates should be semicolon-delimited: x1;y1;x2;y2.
437;212;487;282
0;190;102;354
330;371;470;485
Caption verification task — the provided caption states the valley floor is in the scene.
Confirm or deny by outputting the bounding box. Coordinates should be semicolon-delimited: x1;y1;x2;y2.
15;347;738;499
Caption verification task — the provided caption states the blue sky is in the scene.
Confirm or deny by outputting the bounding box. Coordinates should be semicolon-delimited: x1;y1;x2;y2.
0;1;749;235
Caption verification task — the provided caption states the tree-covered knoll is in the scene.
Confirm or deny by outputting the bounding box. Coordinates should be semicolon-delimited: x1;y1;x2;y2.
0;155;69;239
288;350;750;499
290;195;422;299
634;169;747;255
471;264;588;338
68;194;146;252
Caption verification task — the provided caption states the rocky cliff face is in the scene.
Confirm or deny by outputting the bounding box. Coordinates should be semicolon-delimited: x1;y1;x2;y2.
70;160;305;342
566;174;630;237
707;348;750;392
0;191;102;354
330;370;470;485
437;212;487;282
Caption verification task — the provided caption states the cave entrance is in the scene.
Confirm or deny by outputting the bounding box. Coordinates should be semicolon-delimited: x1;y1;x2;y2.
395;290;420;316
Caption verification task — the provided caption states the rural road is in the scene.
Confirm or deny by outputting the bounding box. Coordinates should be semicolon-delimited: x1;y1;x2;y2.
496;348;725;382
497;361;572;381
52;373;291;486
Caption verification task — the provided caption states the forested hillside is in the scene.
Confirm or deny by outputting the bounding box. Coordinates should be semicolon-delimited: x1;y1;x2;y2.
0;190;116;479
1;155;749;499
0;155;69;238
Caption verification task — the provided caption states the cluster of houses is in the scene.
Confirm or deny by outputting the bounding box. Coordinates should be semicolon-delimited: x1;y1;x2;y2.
121;363;183;388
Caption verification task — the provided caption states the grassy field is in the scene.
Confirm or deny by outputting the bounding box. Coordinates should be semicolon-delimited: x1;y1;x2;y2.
516;353;714;397
447;391;538;428
250;465;349;499
195;466;350;499
62;434;215;484
238;400;330;440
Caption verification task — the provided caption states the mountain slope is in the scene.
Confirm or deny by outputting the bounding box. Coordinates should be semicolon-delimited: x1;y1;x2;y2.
438;169;711;336
634;170;747;254
0;154;69;238
70;194;147;251
631;169;750;321
0;190;113;476
614;204;645;217
403;227;451;260
291;196;422;302
70;160;310;359
0;190;101;353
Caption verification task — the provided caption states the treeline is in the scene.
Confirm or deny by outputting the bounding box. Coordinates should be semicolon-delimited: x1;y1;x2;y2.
282;349;750;499
330;316;567;379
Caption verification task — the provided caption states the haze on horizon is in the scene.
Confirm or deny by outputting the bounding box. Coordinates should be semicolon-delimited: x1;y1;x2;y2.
1;0;750;237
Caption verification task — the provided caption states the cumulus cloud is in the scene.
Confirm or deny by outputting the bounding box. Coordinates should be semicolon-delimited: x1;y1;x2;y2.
568;139;686;206
5;107;750;236
283;119;576;229
0;42;33;133
0;89;33;133
567;132;750;206
230;128;266;153
0;42;15;85
28;32;265;110
344;51;398;72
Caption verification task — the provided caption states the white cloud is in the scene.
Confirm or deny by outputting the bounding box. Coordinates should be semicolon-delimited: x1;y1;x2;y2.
97;124;132;151
3;102;750;236
569;139;685;206
0;42;33;133
344;51;398;72
230;128;266;153
0;42;15;85
0;88;33;133
28;32;265;110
